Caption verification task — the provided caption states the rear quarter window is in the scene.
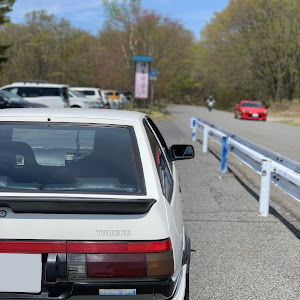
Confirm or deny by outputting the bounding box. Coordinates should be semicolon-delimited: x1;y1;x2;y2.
82;90;95;96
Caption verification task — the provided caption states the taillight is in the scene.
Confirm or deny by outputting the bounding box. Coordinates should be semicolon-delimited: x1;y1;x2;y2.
86;253;148;278
0;239;174;280
67;239;173;280
0;241;66;253
67;240;171;254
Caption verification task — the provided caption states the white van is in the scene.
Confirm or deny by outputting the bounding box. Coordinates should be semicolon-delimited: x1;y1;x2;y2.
0;82;70;108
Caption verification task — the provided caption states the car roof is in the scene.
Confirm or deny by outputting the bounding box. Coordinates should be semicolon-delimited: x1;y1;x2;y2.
3;82;68;88
71;87;99;90
0;108;147;123
241;100;261;103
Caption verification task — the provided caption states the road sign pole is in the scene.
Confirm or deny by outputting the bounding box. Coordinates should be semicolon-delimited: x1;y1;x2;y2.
151;83;154;107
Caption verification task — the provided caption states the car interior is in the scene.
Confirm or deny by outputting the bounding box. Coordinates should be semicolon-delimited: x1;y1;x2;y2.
0;127;142;194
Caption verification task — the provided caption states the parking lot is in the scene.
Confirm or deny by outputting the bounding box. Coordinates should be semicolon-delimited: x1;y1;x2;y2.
158;106;300;300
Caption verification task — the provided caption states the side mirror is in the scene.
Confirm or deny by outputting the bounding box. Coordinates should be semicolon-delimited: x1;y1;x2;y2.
0;96;8;106
169;145;194;161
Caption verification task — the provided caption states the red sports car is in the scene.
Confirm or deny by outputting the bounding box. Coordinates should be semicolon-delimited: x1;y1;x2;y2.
234;100;267;121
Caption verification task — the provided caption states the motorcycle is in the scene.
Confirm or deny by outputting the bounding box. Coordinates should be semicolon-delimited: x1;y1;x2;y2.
207;100;215;111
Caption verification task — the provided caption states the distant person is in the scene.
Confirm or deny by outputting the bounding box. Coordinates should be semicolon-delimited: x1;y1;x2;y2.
206;95;215;111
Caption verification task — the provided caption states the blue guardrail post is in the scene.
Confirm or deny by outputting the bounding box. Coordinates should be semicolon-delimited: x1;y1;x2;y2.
192;119;197;142
221;137;229;174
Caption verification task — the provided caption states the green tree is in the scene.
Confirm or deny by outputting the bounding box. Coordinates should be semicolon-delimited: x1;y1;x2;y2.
100;0;196;101
195;0;300;107
0;0;15;68
0;10;99;86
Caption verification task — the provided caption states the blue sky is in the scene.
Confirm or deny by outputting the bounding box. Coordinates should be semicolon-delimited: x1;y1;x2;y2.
8;0;229;38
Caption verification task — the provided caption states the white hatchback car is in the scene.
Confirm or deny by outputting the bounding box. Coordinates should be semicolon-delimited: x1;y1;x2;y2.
71;87;109;109
0;109;193;300
68;90;103;109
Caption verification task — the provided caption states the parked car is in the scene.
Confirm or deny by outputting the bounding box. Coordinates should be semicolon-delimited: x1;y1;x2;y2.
103;90;120;100
0;109;193;299
234;100;267;120
71;87;108;108
119;90;132;101
102;90;131;109
0;90;47;108
68;89;103;109
0;81;69;108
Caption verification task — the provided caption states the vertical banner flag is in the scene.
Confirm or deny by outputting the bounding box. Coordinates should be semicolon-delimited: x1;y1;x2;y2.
134;62;149;99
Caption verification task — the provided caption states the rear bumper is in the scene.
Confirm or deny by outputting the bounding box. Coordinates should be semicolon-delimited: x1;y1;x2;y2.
0;265;187;300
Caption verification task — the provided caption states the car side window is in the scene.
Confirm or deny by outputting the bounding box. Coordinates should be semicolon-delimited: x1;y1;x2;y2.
17;87;40;98
144;119;173;202
40;88;60;97
83;91;95;96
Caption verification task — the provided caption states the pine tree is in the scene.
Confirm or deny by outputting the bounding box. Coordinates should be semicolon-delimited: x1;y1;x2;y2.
0;0;15;66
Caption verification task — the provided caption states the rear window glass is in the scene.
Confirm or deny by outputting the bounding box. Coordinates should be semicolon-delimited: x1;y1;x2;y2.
0;124;144;195
82;90;95;96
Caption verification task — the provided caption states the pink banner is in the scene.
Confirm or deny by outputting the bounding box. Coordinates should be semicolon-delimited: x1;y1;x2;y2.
134;62;149;99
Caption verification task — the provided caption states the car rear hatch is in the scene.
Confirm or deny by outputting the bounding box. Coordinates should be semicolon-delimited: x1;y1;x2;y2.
0;121;173;298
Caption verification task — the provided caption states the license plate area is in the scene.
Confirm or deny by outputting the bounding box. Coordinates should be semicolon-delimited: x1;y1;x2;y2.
0;253;42;293
252;113;259;117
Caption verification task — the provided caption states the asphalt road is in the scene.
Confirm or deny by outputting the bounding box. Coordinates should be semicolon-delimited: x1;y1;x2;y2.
169;105;300;163
157;105;300;300
49;105;299;300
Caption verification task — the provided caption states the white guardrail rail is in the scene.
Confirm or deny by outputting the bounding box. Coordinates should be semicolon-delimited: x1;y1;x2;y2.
190;117;300;217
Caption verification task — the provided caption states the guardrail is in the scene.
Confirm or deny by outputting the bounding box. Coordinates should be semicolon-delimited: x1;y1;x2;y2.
108;98;131;110
190;117;300;217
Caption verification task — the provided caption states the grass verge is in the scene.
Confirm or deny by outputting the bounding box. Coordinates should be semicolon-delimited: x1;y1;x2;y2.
276;120;300;127
267;100;300;118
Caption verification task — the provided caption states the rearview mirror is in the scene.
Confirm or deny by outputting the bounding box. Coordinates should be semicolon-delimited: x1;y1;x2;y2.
169;145;194;161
